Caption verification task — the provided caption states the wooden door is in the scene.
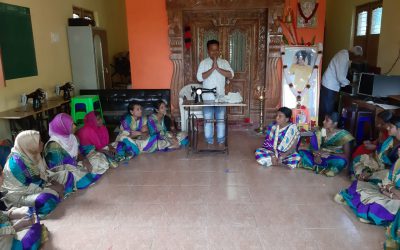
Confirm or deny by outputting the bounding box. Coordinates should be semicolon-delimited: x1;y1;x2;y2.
183;10;266;121
224;22;254;120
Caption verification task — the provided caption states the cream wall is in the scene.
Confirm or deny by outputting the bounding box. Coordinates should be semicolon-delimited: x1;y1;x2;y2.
71;0;129;60
0;0;128;140
377;0;400;75
324;0;400;75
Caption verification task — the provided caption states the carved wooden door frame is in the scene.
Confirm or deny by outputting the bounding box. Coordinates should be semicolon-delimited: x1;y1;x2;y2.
166;0;285;121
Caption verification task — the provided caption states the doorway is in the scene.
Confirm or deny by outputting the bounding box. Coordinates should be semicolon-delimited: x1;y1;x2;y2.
183;9;268;122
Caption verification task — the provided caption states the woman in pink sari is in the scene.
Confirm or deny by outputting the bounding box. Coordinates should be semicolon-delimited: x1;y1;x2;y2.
76;112;124;170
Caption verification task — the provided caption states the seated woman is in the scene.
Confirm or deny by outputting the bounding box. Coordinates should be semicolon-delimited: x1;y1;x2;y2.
335;129;400;227
1;131;64;217
76;111;123;171
44;113;99;190
0;206;48;250
352;110;392;159
116;102;159;155
351;116;400;183
298;112;354;177
147;100;188;151
255;107;300;169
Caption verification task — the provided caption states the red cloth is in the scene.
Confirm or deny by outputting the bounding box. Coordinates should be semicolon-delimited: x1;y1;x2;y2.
76;112;109;150
352;130;389;158
352;144;373;159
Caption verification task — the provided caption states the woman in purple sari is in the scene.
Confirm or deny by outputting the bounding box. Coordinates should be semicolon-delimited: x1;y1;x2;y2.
1;131;64;217
44;113;98;190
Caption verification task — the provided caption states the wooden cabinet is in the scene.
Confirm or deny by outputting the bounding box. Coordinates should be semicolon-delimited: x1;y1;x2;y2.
339;93;400;140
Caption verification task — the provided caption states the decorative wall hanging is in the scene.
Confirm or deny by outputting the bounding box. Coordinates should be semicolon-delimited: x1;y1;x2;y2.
280;7;298;45
183;26;192;49
281;44;323;128
297;0;318;28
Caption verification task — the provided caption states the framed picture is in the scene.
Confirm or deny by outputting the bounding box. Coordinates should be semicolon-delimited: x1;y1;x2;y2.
297;0;318;28
0;47;5;87
281;45;322;127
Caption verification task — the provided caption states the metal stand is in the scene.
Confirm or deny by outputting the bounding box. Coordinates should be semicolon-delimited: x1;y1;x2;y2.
254;98;265;134
186;106;229;156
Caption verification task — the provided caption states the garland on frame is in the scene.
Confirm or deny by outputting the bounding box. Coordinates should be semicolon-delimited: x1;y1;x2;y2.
297;1;319;24
281;45;323;103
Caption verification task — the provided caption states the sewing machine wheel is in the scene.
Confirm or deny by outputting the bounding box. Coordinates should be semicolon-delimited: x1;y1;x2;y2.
196;89;202;95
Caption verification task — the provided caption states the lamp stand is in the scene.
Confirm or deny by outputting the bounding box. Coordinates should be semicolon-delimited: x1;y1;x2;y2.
254;98;265;134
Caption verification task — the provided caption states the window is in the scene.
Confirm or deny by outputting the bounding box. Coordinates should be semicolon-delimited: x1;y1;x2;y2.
353;1;382;67
370;7;382;34
72;6;95;22
356;11;367;36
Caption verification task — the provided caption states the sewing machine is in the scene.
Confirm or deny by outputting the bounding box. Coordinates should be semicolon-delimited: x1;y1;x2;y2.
191;87;217;103
56;82;74;100
23;88;46;111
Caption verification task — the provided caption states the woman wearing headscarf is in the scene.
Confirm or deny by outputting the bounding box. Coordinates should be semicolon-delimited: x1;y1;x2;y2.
76;111;123;172
1;131;63;217
44;113;98;190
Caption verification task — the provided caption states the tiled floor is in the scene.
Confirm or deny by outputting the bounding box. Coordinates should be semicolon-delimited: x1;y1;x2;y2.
43;131;385;250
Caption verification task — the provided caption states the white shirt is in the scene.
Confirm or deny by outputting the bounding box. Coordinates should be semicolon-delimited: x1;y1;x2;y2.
322;49;350;92
196;57;234;101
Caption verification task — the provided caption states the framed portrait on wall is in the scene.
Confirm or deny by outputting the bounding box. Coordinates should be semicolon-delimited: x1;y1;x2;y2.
297;0;318;28
0;47;5;87
281;45;322;128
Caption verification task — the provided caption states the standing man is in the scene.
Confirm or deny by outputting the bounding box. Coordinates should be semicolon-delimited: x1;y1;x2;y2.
196;40;234;145
319;46;363;123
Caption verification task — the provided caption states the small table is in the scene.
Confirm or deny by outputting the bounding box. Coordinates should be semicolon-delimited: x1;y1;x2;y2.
0;97;70;140
182;100;246;155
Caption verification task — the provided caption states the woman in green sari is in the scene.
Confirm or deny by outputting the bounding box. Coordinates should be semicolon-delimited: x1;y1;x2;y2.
351;116;400;183
299;112;354;176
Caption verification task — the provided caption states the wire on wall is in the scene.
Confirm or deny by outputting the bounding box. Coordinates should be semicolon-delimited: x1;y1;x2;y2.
383;47;400;75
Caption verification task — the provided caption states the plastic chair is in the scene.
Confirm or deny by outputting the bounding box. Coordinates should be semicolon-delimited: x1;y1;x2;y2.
70;95;103;126
355;110;373;145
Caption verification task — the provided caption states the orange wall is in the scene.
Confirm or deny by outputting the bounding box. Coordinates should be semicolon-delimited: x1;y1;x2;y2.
285;0;326;44
125;0;326;89
125;0;172;89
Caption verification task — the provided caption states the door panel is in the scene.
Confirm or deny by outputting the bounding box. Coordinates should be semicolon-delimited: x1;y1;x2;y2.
225;24;253;119
92;29;112;89
184;10;266;121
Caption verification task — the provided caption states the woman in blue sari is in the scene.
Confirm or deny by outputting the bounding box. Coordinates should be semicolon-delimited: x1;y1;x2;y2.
44;113;98;190
1;131;64;217
147;100;188;151
116;102;159;156
351;116;400;183
335;117;400;226
0;206;48;250
298;112;354;177
255;107;300;169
